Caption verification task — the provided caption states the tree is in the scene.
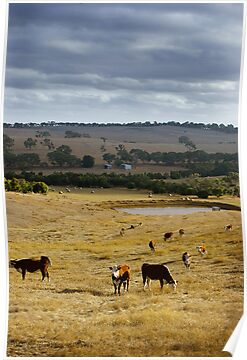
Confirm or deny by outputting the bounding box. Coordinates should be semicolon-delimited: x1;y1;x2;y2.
3;134;14;151
150;152;163;164
43;138;55;150
47;144;82;167
178;136;197;151
48;150;80;167
82;155;95;168
24;138;37;150
56;145;72;154
129;149;150;163
103;153;116;164
115;144;133;163
65;130;81;138
17;153;41;168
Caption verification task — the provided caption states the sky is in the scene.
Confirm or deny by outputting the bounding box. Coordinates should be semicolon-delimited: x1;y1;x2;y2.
3;2;244;126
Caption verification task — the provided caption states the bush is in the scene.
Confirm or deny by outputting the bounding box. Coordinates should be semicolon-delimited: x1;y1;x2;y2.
4;177;48;194
196;190;210;199
82;155;95;168
32;182;49;194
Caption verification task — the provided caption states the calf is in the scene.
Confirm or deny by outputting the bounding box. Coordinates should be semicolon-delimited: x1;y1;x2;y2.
149;240;156;252
196;244;207;255
9;256;52;281
127;222;143;230
109;264;131;295
179;229;185;237
164;232;173;241
141;263;177;291
120;228;125;237
182;252;191;268
224;224;233;231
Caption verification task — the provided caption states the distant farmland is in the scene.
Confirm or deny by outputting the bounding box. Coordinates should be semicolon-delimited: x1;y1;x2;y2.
4;124;238;174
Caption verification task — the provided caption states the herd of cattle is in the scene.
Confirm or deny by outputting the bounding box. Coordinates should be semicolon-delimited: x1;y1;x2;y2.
9;223;233;295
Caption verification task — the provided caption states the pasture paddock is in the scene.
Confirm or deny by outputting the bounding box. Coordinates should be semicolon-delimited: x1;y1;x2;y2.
6;189;243;356
4;125;238;173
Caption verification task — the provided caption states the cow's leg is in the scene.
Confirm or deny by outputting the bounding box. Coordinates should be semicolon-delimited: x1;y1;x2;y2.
159;279;164;289
142;275;147;290
113;283;117;295
118;281;122;295
41;269;48;281
147;278;151;291
21;269;26;280
126;279;129;292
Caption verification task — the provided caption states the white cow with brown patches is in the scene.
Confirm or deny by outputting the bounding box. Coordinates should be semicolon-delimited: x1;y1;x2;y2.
109;264;131;295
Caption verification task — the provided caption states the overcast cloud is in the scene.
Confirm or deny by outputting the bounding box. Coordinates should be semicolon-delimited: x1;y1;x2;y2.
4;3;244;125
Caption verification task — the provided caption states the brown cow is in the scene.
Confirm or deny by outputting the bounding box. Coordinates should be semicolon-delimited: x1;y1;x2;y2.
179;229;185;236
149;240;156;252
224;224;233;231
196;243;207;256
109;264;131;295
164;232;173;241
9;256;52;281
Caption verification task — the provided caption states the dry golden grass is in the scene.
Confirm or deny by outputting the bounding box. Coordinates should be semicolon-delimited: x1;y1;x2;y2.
6;189;243;357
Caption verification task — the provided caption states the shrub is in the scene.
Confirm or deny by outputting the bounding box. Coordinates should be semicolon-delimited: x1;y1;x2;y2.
196;190;210;199
32;182;49;194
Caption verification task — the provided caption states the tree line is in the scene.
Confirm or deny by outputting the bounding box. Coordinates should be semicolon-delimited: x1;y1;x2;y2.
4;171;239;199
3;120;237;133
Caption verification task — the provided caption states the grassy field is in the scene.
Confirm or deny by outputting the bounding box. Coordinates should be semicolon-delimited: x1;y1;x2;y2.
6;189;243;357
4;125;238;172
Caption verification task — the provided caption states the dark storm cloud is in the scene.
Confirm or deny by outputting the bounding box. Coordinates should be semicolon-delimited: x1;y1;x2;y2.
4;2;244;124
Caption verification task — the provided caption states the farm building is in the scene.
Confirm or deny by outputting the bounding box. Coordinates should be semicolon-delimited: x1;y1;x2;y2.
104;164;112;169
120;163;132;170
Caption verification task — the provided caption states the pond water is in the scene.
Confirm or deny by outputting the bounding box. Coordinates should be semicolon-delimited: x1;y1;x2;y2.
116;207;214;216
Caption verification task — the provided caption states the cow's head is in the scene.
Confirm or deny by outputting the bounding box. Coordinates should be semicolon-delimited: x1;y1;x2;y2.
9;259;18;268
172;280;178;290
109;265;120;280
167;278;178;290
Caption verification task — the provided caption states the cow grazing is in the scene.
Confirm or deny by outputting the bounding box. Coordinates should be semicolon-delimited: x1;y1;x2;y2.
224;224;233;231
196;244;207;256
9;256;52;281
141;263;177;291
182;252;191;268
120;228;125;237
109;264;131;295
127;222;143;230
149;240;156;252
179;229;185;237
164;232;173;241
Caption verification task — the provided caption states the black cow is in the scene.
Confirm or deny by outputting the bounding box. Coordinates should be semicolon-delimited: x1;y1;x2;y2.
9;256;52;281
141;263;177;291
